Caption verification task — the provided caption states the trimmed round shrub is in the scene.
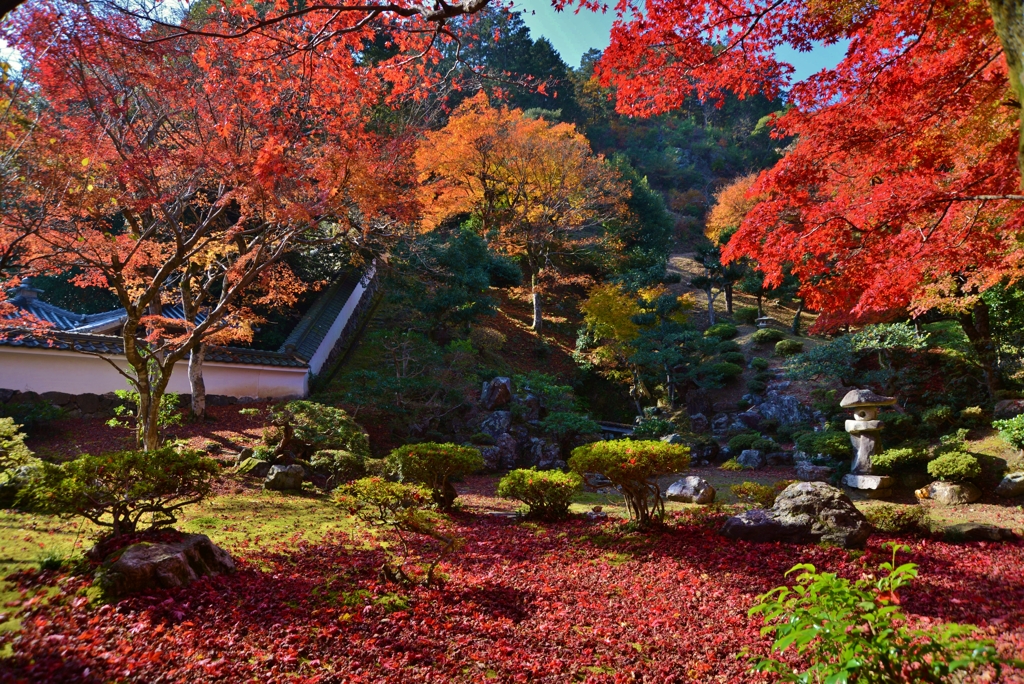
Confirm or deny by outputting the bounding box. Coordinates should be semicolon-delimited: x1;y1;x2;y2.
310;449;366;488
631;416;676;440
958;406;986;428
795;430;852;459
871;447;929;475
252;445;276;461
750;357;771;371
469;432;496;446
775;339;804;357
469;326;507;354
696;362;744;386
881;412;918;443
497;468;583;520
720;458;744;471
752;328;785;345
993;413;1024;450
705;323;739;339
721;351;746;365
569;440;689;525
731;481;777;508
747;379;768;394
386;442;484;510
728;432;777;453
0;417;32;472
927;451;981;482
735;306;759;326
864;503;926;535
921;405;954;427
716;340;742;354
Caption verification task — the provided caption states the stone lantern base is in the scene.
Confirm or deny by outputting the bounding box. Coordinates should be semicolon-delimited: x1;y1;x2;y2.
842;473;894;499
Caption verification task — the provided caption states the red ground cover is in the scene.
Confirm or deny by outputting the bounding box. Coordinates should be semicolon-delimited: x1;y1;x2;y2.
2;509;1023;683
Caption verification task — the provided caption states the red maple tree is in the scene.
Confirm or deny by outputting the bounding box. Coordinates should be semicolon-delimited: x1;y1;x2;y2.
590;0;1024;393
2;2;416;446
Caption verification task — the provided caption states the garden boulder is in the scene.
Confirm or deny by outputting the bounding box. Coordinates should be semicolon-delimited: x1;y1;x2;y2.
689;413;709;434
480;377;513;411
795;463;833;482
236;457;271;478
665;476;715;504
660;433;686;445
481;433;518;471
479;410;512;441
941;523;1017;543
97;533;235;599
264;464;305;491
756;391;816;426
737;450;765;469
719;481;871;549
916;481;981;506
993;399;1024;419
996;472;1024;498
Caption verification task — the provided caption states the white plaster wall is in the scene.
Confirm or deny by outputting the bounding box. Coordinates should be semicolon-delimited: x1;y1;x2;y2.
0;347;307;399
307;263;376;376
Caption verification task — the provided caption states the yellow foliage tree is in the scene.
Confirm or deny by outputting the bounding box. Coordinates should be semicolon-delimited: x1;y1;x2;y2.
706;173;759;244
415;92;628;331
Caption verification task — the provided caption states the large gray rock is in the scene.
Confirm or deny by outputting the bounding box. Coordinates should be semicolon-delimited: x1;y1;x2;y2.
480;377;513;411
766;451;793;466
733;409;762;430
757;391;816;426
481;433;518;471
711;413;730;435
942;523;1017;543
665;476;716;504
795;463;833;482
537;442;564;470
842;474;893;490
264;464;305;491
660;433;686;445
996;472;1024;498
689;413;709;434
98;533;235;598
479;411;512;440
737;450;765;470
236;457;271;478
720;481;871;549
921;481;981;506
993;399;1024;419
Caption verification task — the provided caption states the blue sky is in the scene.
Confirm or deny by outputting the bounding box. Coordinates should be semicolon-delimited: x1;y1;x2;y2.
515;0;847;81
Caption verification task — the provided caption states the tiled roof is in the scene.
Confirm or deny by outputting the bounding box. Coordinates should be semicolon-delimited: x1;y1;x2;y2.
279;272;362;361
0;330;308;368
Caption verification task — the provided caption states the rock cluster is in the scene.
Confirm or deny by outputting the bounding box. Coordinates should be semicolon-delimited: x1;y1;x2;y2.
665;476;716;504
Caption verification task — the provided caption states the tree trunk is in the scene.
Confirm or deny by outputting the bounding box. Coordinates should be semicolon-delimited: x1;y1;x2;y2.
989;0;1024;184
706;289;716;325
959;299;1003;397
531;274;543;332
139;388;163;451
189;344;207;420
724;283;733;314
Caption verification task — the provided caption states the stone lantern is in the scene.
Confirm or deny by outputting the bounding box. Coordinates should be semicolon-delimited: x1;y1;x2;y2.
839;389;897;495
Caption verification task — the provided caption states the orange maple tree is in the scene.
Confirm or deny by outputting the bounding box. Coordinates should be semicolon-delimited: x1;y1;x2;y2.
415;92;628;331
2;2;415;446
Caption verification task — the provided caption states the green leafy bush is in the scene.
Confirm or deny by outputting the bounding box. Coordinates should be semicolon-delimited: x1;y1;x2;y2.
715;340;742;354
0;417;32;472
273;401;371;458
746;379;768;394
387;442;483;511
721;351;746;365
774;339;804;356
107;390;183;439
334;478;459;585
569;440;689;525
750;545;1002;681
540;412;601;444
631;416;676;440
696;361;744;387
958;406;986;428
728;432;777;453
251;445;276;461
993;413;1024;450
795;431;852;459
750;357;771;371
310;449;366;488
927;451;981;482
720;458;744;471
469;432;496;446
497;468;582;520
921;404;954;427
735;306;759;325
0;402;64;434
731;481;777;508
752;328;785;345
864;504;926;535
871;447;929;475
22;447;218;537
881;412;918;443
705;323;738;339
